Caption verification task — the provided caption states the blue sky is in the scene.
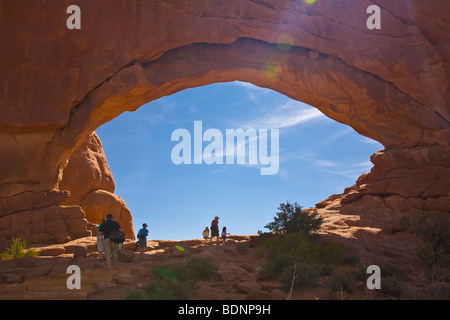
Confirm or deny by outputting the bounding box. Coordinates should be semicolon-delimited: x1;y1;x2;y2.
96;81;383;241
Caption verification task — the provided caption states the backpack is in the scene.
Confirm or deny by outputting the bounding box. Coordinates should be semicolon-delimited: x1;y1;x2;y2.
109;229;125;243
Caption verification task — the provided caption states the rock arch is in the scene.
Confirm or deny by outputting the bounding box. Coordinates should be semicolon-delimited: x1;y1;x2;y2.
0;0;449;257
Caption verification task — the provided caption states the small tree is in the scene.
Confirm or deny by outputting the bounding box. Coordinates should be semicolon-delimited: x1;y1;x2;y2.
1;237;39;261
264;202;323;238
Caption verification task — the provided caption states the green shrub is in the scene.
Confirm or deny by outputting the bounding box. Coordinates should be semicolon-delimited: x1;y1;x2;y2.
380;277;407;299
142;278;192;300
328;272;356;294
155;256;217;282
1;237;39;261
183;256;218;281
126;256;217;300
264;202;323;239
259;252;294;279
343;253;360;266
254;247;265;258
124;289;144;300
261;231;320;265
380;263;405;280
279;262;320;289
319;240;346;265
402;211;449;284
236;243;249;255
319;265;335;277
346;264;370;282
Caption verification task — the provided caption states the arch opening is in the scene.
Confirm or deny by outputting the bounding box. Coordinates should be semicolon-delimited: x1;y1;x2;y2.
87;81;384;240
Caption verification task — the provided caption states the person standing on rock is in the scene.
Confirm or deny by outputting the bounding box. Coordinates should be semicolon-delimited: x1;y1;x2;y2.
210;216;220;244
97;218;107;261
221;226;229;244
135;223;149;255
98;213;122;268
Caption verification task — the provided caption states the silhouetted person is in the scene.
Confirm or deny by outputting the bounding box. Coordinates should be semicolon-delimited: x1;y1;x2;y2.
210;216;220;244
98;213;122;268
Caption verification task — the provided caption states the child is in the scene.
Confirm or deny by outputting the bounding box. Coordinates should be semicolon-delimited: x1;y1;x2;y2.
202;226;210;240
221;227;229;243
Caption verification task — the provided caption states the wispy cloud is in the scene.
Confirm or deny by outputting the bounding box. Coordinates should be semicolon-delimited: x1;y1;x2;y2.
238;100;327;130
231;81;327;130
312;159;373;179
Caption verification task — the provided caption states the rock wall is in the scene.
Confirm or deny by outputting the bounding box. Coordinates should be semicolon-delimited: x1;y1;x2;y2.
59;132;134;239
0;0;449;251
0;132;135;250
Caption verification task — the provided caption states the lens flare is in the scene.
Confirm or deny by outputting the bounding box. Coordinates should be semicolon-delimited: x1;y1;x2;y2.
305;0;317;4
155;267;177;281
175;245;185;252
262;62;281;79
277;34;294;52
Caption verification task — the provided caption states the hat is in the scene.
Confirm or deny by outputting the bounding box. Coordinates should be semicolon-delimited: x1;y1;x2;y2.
214;216;220;219
143;223;148;227
106;213;113;220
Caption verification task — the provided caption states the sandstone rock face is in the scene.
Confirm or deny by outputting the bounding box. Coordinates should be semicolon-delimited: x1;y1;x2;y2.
59;132;134;239
0;0;449;254
59;132;115;206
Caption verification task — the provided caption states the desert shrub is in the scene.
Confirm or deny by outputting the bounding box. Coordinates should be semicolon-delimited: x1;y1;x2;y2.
1;237;39;261
183;256;218;281
279;261;320;289
319;240;346;265
346;264;370;282
401;211;449;283
141;278;192;300
328;272;356;294
319;265;335;277
380;277;409;299
236;243;249;255
259;202;366;293
259;252;294;279
124;289;144;300
155;256;217;282
380;263;405;280
261;231;320;265
343;253;360;266
126;256;217;300
424;283;450;300
264;202;323;239
254;246;265;258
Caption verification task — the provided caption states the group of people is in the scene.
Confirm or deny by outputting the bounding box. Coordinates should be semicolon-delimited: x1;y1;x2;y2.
96;214;228;268
203;215;229;244
96;214;149;269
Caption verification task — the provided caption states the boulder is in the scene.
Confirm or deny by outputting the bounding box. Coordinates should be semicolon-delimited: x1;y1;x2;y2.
72;246;88;259
117;250;135;263
36;246;66;257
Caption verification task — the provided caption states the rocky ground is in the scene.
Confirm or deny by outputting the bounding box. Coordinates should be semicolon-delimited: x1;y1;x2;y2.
1;232;445;300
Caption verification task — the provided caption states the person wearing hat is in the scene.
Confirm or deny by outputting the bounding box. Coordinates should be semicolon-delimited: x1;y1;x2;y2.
135;223;149;255
210;216;220;244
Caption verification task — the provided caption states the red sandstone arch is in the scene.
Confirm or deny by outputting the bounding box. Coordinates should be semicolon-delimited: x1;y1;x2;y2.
0;0;449;255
